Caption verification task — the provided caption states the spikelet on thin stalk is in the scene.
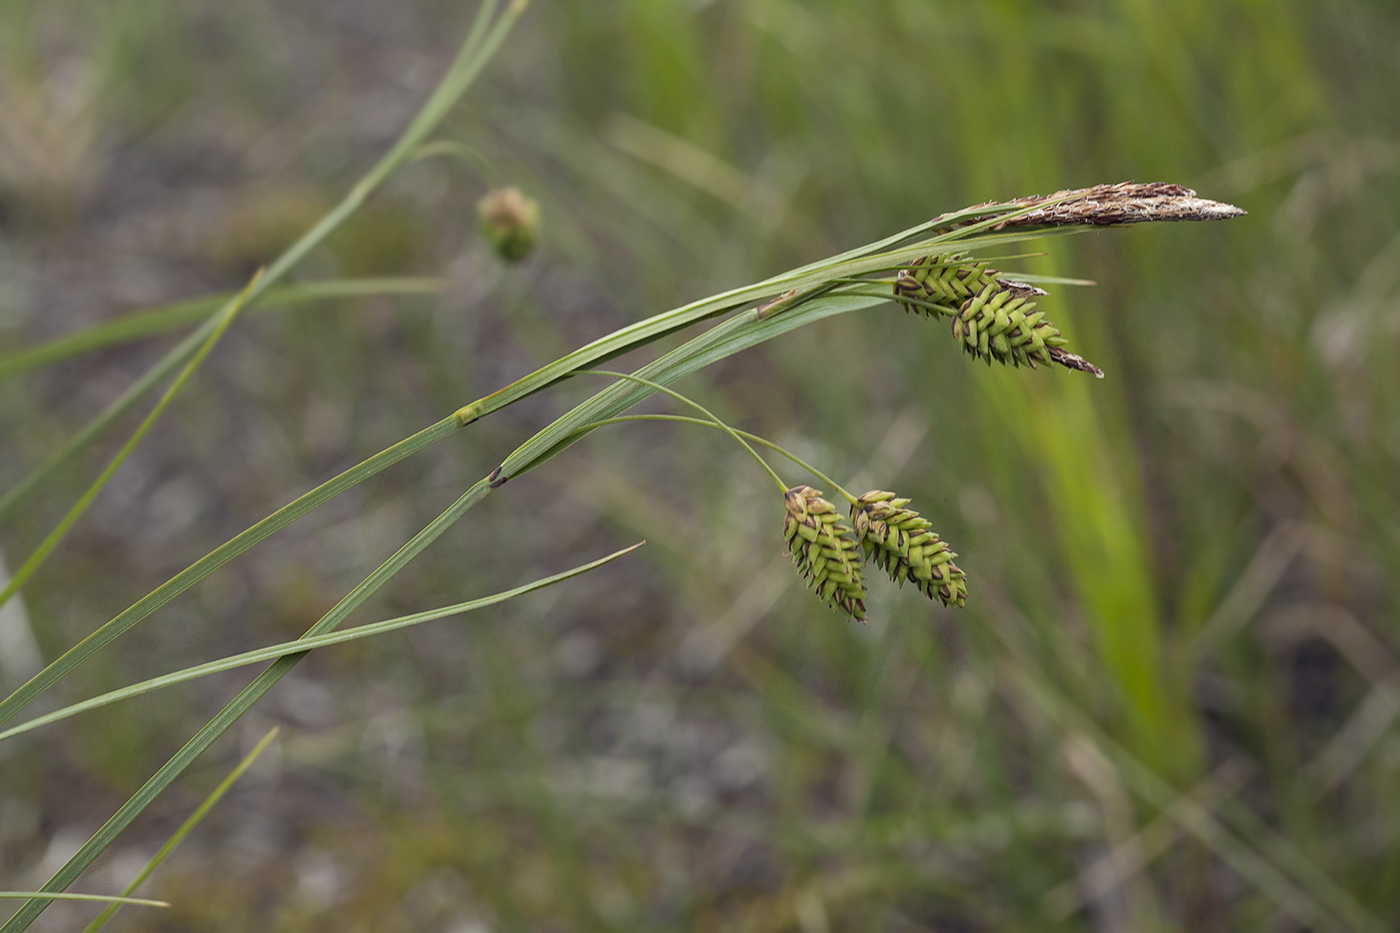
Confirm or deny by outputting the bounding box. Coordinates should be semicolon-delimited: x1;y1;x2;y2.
784;485;867;622
851;491;967;608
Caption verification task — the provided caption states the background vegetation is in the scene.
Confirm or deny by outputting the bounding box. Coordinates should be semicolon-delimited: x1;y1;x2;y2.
2;0;1398;930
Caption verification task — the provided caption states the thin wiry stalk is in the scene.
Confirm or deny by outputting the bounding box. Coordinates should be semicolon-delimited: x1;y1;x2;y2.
579;369;789;493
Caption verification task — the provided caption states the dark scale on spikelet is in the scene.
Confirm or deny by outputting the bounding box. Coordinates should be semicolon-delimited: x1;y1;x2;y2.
783;485;867;621
851;491;967;608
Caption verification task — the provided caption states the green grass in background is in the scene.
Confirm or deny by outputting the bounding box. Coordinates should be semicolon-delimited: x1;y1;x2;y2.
2;0;1399;930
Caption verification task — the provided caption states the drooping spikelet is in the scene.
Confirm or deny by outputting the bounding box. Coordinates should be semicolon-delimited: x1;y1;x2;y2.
951;281;1103;377
784;485;867;621
851;491;967;608
892;254;1101;376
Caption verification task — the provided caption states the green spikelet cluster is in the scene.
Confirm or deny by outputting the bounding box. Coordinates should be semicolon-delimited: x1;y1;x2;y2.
784;485;867;621
851;491;967;608
949;280;1068;369
895;256;1104;376
951;282;1103;376
893;254;1000;317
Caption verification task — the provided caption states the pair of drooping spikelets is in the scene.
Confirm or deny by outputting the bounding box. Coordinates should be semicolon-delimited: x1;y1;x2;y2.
779;183;1246;621
785;486;965;623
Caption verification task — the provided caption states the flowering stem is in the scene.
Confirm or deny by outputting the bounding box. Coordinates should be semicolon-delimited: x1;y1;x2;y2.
579;411;857;503
578;371;789;494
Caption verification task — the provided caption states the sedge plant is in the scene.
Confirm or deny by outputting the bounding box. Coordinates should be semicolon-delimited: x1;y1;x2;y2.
0;1;1254;928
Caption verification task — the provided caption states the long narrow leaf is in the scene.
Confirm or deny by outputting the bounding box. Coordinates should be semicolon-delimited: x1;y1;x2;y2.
0;895;166;908
0;324;209;524
0;417;459;728
0;0;528;527
1;544;642;742
80;727;280;933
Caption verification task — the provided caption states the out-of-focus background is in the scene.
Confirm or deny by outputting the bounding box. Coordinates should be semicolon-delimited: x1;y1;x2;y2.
2;1;1398;930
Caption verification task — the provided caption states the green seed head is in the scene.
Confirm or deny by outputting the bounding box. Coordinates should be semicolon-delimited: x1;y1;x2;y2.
784;485;868;622
477;186;540;262
852;490;967;608
895;256;1104;376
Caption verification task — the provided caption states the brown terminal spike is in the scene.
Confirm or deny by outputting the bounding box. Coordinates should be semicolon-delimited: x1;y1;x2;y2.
985;181;1246;229
851;491;967;608
783;485;868;622
923;182;1245;234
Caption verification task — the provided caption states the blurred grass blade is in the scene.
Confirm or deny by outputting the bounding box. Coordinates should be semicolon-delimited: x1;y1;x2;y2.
0;278;447;381
0;0;526;527
80;727;281;933
0;323;208;525
1005;656;1385;933
0;0;532;729
0;473;494;933
1;544;643;742
0;270;263;615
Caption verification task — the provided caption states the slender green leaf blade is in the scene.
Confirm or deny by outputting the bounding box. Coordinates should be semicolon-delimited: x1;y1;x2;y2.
80;728;281;933
1;544;642;742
